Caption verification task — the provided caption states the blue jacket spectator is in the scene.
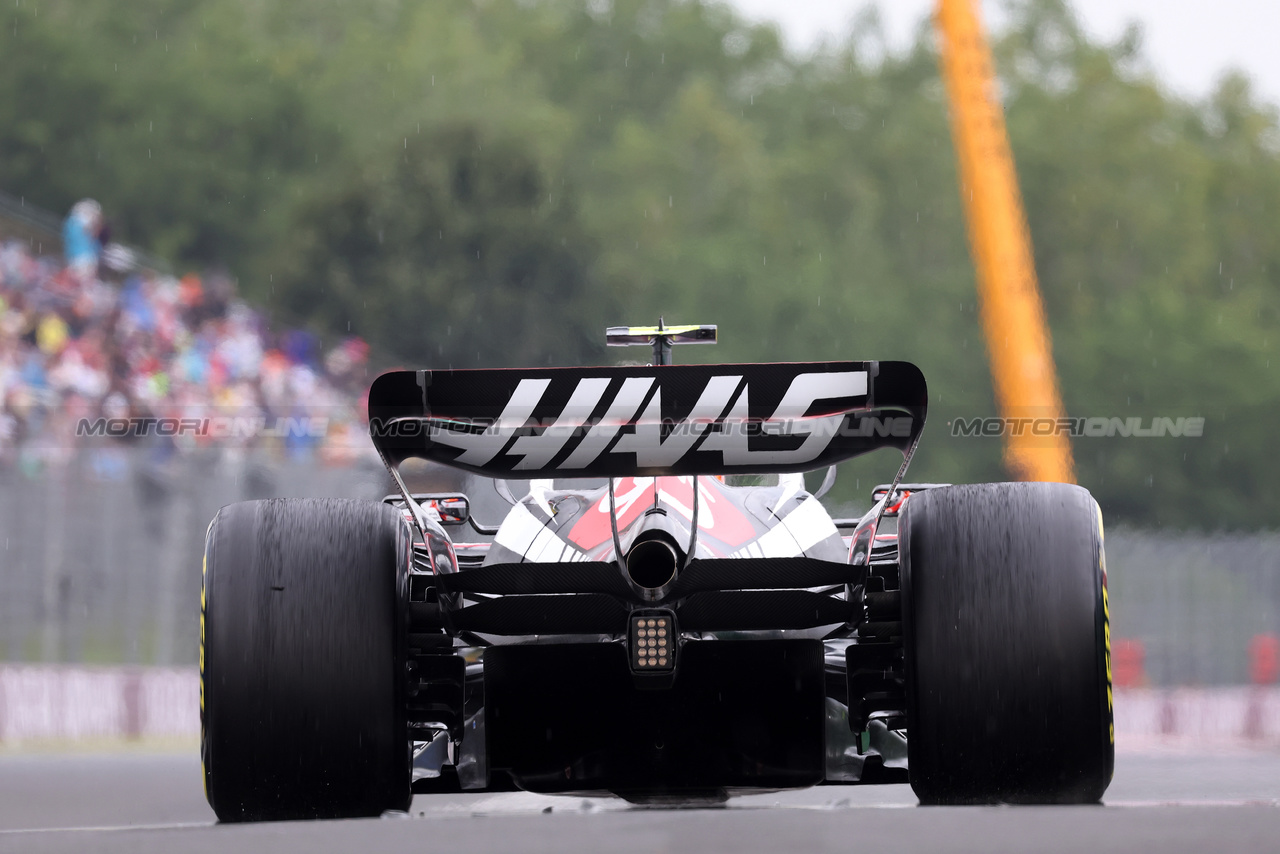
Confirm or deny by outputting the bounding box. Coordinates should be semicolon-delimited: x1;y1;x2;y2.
62;199;102;278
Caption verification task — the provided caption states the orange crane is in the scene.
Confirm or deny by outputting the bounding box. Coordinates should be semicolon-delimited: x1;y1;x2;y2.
934;0;1075;483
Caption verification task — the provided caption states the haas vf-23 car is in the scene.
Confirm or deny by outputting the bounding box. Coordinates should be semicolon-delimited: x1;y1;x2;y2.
199;324;1113;820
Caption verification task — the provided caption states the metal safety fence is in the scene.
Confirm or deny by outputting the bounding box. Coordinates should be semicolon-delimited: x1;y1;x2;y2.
1;453;1278;687
0;449;395;667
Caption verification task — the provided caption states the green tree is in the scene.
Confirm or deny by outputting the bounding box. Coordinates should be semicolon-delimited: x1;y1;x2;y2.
0;0;333;265
6;0;1280;526
273;125;609;368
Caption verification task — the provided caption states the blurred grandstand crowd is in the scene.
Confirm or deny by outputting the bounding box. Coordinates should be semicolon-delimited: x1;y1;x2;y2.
0;199;377;475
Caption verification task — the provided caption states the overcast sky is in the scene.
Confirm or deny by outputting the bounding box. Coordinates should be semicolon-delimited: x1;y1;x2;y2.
726;0;1280;106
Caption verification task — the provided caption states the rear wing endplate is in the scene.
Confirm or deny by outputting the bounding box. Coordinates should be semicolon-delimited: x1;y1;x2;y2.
368;360;926;480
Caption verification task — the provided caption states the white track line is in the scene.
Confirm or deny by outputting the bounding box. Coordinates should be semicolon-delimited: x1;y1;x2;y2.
0;821;213;835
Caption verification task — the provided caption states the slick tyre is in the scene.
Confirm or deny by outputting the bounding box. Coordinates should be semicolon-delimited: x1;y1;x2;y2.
201;499;412;821
900;482;1113;805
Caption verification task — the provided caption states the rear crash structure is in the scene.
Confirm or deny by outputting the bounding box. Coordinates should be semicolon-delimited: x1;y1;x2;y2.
199;325;1113;821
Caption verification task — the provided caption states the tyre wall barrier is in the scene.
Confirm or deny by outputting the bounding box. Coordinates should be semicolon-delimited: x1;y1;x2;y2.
1;666;1278;750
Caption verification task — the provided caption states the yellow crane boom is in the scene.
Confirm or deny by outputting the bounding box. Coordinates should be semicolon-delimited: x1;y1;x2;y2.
934;0;1075;483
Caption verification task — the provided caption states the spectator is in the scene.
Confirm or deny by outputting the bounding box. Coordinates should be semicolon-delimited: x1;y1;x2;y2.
62;200;102;280
0;225;375;470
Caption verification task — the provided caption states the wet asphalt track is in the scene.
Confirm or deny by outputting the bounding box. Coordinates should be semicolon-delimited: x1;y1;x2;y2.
1;751;1278;853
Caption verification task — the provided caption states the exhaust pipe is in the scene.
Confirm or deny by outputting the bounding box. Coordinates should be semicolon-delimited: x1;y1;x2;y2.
625;537;680;591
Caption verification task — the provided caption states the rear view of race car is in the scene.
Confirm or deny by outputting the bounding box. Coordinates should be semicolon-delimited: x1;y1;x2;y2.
198;324;1113;821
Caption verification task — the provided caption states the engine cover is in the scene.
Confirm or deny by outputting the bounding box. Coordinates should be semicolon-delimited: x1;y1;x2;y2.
483;639;825;799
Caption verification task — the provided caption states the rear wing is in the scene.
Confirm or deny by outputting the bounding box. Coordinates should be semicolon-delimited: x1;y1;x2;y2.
368;360;926;480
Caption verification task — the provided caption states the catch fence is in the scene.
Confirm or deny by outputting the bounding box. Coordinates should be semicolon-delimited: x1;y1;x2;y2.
0;452;1277;687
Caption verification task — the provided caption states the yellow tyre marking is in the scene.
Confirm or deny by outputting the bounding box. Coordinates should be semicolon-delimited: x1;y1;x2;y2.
1095;501;1113;745
200;539;209;800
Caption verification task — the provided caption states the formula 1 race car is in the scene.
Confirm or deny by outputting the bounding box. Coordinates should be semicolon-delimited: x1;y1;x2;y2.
199;324;1114;821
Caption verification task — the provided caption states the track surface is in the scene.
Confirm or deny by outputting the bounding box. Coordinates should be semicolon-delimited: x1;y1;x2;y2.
1;752;1278;853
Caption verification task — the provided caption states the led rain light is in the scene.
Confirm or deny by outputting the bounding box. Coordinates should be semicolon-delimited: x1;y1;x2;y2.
630;614;674;670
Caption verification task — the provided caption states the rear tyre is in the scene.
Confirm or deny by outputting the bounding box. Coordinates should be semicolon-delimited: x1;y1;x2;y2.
201;498;412;821
900;482;1113;804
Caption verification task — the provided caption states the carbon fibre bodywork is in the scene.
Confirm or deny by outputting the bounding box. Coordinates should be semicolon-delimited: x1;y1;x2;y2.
369;356;929;799
390;475;916;797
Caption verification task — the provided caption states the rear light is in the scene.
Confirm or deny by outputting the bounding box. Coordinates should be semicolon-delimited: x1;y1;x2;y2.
630;611;675;671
